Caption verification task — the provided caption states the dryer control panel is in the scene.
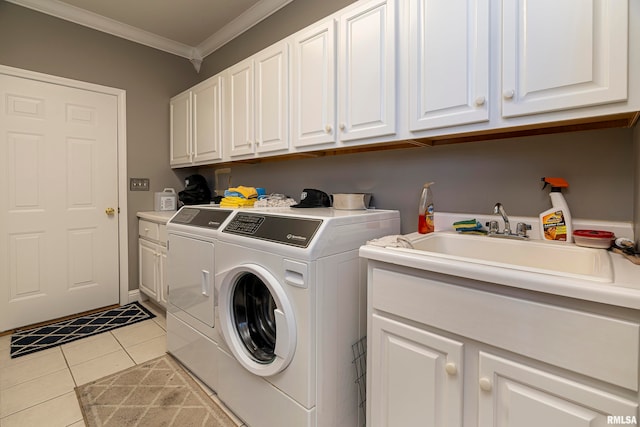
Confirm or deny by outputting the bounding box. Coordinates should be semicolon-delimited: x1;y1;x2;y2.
169;207;233;229
223;213;322;248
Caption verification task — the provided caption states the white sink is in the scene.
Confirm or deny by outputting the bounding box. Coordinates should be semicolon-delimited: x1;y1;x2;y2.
398;232;613;283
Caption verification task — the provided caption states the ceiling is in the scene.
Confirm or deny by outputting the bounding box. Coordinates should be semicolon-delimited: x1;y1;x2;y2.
7;0;294;67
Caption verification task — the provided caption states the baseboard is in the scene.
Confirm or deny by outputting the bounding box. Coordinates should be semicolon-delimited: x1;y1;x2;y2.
128;289;142;304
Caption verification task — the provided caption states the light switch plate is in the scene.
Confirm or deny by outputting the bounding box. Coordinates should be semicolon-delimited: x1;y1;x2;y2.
130;178;150;191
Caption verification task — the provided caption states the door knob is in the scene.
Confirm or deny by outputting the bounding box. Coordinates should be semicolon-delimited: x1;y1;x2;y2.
105;207;116;216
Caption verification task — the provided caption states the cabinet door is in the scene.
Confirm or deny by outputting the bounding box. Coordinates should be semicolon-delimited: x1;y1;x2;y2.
226;58;255;158
291;19;337;148
370;314;463;427
192;75;223;163
409;0;489;131
254;42;289;154
138;239;158;300
166;234;215;328
478;352;639;427
169;91;191;166
158;245;167;307
338;0;396;142
502;0;628;117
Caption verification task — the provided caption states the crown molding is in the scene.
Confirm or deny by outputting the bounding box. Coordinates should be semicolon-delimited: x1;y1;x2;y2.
196;0;294;58
6;0;197;59
7;0;295;65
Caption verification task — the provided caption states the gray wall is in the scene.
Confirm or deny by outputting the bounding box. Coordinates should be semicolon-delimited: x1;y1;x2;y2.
198;128;636;234
0;2;200;290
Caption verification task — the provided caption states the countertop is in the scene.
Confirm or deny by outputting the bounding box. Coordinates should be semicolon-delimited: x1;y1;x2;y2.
137;210;177;223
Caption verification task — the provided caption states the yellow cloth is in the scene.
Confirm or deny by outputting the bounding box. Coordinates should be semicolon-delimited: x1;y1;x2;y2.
219;196;256;208
228;186;258;199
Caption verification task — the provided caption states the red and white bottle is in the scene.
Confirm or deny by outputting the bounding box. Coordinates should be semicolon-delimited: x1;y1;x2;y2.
418;182;435;234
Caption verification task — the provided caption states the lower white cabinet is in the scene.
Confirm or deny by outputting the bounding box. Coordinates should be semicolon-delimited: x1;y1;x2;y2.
138;218;168;307
478;352;638;426
370;313;463;427
366;264;640;426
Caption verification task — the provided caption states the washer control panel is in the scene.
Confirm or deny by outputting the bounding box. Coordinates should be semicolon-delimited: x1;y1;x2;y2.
223;213;322;248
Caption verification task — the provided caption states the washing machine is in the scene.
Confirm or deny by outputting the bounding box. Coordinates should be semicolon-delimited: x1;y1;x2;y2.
165;205;235;391
214;207;400;427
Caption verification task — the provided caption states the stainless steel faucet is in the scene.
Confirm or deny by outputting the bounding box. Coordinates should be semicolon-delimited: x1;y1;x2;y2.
493;203;511;235
488;203;531;240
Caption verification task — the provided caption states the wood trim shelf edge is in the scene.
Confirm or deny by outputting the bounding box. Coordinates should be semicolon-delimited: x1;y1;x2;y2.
212;112;639;167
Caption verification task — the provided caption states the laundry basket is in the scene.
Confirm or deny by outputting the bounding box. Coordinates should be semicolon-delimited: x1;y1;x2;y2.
352;336;367;426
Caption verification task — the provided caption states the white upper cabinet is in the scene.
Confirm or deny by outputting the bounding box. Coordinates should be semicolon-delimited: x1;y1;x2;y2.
338;0;396;142
226;57;255;158
291;0;396;150
169;91;191;166
170;75;223;167
254;42;289;154
192;76;224;163
291;20;337;149
409;0;489;131
501;0;629;117
226;41;289;159
170;0;637;166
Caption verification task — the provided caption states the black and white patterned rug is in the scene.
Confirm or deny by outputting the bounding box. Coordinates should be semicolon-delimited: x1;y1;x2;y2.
10;302;155;359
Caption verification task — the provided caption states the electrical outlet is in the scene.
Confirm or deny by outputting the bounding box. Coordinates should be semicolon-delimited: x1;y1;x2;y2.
130;178;150;191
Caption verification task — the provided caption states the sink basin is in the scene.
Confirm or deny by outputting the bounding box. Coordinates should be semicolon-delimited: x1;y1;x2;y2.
399;232;613;282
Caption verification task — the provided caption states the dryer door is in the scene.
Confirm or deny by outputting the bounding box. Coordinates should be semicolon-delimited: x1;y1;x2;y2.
218;264;296;377
167;233;215;327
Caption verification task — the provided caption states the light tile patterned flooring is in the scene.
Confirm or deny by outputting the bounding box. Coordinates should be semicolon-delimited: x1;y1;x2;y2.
0;301;245;427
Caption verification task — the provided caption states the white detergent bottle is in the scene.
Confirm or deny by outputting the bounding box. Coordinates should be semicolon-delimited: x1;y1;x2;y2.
539;177;573;242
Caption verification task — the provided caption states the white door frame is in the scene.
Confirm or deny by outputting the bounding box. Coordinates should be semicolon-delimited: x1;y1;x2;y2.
0;64;129;306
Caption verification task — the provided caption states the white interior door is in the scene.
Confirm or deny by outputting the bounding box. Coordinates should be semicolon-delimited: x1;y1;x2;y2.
0;73;120;331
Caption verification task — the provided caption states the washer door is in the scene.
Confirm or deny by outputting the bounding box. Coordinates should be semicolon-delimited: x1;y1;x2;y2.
218;264;296;376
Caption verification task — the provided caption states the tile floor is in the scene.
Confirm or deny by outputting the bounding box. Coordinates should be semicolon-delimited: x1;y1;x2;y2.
0;301;245;427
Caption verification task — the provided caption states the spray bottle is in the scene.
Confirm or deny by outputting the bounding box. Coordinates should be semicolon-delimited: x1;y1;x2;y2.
418;182;435;234
539;177;572;242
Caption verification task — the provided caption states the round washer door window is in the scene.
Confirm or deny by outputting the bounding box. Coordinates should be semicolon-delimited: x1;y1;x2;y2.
219;264;296;377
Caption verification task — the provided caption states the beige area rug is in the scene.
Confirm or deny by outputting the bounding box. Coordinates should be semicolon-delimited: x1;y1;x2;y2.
75;354;237;427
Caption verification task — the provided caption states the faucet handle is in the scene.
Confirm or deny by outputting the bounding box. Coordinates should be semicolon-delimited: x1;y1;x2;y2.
486;220;499;234
516;222;532;237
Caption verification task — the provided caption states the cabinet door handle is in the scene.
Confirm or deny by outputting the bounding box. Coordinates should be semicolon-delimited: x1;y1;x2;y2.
445;362;458;376
503;89;515;100
475;96;486;106
325;124;333;134
479;377;493;392
339;123;346;131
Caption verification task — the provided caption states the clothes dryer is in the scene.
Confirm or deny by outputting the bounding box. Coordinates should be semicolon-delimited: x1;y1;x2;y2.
213;207;400;427
165;205;235;391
